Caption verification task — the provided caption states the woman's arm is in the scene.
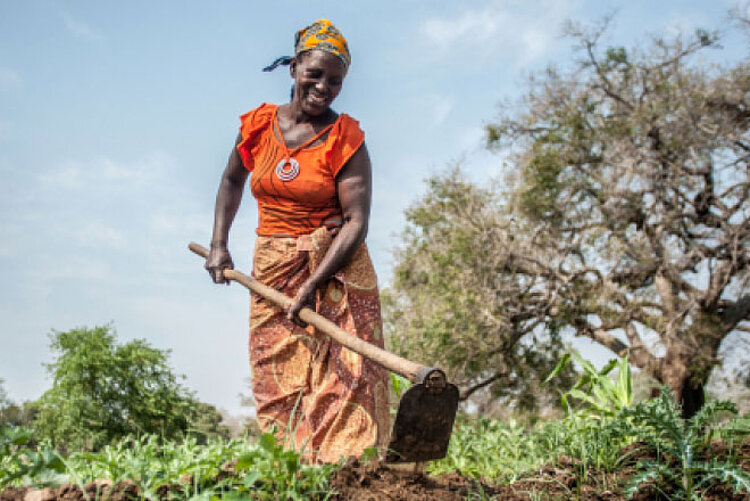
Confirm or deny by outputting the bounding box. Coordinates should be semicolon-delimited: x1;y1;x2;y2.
287;143;372;324
206;133;250;284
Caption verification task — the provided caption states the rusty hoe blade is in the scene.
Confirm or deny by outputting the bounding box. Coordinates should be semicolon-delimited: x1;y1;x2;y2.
386;367;460;463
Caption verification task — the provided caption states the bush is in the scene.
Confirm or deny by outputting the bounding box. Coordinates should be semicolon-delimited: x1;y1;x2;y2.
33;325;198;450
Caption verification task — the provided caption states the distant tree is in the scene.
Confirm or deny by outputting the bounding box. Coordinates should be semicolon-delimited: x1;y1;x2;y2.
387;21;750;417
0;379;8;409
33;325;198;450
188;402;231;443
0;379;40;429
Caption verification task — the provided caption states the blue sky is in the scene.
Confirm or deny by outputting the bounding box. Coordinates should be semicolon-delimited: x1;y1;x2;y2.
1;0;745;415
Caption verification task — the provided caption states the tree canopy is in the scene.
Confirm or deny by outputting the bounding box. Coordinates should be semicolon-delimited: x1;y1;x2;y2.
384;170;577;415
33;325;199;449
386;21;750;417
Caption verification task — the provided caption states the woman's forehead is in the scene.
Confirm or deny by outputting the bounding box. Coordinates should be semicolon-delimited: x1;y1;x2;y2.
298;50;347;73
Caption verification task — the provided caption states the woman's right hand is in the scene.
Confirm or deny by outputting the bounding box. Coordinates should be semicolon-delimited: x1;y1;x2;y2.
205;245;234;285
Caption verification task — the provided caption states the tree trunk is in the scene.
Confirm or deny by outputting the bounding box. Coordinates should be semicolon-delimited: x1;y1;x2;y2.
659;343;706;419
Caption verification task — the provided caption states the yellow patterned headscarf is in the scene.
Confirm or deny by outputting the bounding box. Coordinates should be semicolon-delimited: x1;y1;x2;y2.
263;19;351;72
295;19;350;69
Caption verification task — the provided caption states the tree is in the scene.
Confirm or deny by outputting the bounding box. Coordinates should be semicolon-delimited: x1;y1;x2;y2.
384;170;577;416
0;380;41;429
0;379;9;409
189;402;231;443
387;22;750;417
33;325;198;450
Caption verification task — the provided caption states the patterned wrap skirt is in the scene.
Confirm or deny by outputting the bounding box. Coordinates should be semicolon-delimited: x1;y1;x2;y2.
249;227;391;463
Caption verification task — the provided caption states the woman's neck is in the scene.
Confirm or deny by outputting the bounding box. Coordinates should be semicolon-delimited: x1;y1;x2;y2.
282;102;335;126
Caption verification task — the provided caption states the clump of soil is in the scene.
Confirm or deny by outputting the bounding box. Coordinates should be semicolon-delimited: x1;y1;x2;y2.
0;480;139;501
329;458;500;500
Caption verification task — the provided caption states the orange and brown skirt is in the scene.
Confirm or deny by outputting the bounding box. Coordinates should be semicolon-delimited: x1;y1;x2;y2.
248;227;390;463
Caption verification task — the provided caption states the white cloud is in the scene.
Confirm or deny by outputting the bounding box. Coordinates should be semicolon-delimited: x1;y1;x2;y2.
148;213;206;236
73;221;127;250
417;94;454;127
432;100;453;126
60;11;103;42
417;0;580;65
38;165;83;188
420;10;502;53
38;152;177;190
0;68;22;91
28;254;111;283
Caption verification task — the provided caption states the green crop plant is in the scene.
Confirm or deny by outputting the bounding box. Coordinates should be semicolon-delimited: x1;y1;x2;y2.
545;353;633;418
622;392;750;500
536;413;630;473
66;434;254;498
540;353;637;473
0;426;66;488
62;432;335;500
429;416;547;482
227;432;335;500
0;428;336;499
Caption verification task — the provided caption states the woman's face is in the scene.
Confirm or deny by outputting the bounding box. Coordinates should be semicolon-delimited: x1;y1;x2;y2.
290;50;347;117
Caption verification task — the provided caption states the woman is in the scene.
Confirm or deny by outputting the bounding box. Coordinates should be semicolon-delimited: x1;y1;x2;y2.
205;19;390;463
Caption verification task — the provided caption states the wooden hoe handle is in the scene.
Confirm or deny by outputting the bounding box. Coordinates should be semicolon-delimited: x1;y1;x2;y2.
189;242;426;383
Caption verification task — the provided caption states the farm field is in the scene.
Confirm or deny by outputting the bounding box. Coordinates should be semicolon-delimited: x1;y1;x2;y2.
2;390;750;500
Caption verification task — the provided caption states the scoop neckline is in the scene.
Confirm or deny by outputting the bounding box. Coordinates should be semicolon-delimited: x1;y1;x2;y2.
271;106;340;152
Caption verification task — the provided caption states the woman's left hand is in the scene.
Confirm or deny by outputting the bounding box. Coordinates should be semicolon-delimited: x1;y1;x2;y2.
288;279;317;327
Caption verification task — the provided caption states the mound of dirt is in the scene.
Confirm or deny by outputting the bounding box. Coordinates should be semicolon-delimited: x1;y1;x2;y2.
0;480;139;501
328;459;500;500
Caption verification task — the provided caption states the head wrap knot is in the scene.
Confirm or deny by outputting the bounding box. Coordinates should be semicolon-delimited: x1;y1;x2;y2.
263;19;350;72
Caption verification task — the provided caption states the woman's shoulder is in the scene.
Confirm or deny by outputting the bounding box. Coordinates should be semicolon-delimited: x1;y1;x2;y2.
332;112;364;138
237;103;279;167
326;112;366;176
239;103;277;128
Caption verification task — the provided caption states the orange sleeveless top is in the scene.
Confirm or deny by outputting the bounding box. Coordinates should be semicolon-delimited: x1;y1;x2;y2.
237;103;365;237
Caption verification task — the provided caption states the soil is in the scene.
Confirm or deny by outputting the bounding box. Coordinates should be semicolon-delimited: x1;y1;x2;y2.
2;441;749;500
328;459;500;500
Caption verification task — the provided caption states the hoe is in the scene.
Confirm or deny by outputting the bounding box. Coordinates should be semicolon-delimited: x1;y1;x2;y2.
189;242;459;463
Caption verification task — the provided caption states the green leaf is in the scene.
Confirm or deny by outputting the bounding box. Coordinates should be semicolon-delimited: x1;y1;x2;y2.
598;358;618;377
243;470;261;488
258;433;277;453
544;353;571;385
235;452;258;471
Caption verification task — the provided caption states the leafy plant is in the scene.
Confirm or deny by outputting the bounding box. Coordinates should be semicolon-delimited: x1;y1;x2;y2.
545;353;633;418
60;431;337;499
230;432;335;500
430;416;541;481
623;392;750;499
0;426;66;488
390;373;411;399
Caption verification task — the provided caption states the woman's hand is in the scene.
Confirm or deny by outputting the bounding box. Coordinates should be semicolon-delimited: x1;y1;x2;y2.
288;279;317;327
205;245;234;285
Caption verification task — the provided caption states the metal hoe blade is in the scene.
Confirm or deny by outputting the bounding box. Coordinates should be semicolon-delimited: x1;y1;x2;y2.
386;368;460;463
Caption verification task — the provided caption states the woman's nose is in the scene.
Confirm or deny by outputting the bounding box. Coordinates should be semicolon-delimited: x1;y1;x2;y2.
315;79;329;94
